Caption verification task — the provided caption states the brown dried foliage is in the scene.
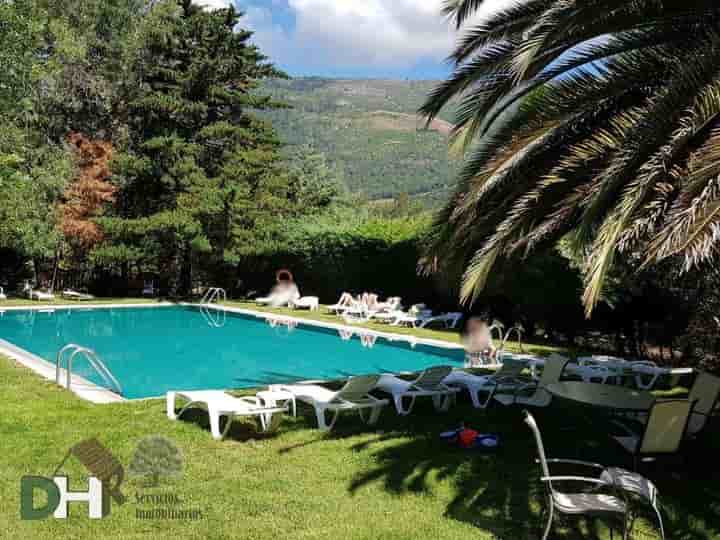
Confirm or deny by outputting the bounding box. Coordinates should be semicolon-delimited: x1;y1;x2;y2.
60;133;117;248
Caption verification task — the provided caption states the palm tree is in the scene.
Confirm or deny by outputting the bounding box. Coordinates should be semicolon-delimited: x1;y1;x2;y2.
421;0;720;316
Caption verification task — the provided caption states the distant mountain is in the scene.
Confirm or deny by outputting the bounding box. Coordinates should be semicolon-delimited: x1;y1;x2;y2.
262;78;459;205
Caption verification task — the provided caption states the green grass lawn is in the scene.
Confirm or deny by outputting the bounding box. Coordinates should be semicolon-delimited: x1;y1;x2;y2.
2;353;719;539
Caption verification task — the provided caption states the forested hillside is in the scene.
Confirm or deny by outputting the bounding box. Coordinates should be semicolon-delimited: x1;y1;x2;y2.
263;78;459;204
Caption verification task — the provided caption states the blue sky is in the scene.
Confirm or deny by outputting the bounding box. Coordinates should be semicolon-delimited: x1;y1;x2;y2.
194;0;510;79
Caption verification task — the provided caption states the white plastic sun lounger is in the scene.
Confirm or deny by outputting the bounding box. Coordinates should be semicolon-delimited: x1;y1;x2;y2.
391;308;434;328
289;296;319;311
443;358;530;408
0;287;6;301
30;290;55;301
62;289;95;301
377;366;459;415
166;390;289;440
419;312;463;329
494;354;570;407
327;292;356;314
272;375;389;431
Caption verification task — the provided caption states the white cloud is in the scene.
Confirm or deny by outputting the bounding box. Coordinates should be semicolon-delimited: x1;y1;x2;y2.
194;0;515;74
193;0;233;9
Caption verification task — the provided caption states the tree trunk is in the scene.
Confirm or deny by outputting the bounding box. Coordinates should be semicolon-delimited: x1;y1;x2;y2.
179;244;192;297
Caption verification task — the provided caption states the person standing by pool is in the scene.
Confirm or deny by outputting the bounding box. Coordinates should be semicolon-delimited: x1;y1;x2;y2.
462;317;497;368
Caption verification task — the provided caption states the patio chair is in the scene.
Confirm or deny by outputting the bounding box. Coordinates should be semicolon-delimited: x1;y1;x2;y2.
494;354;569;407
525;411;664;540
0;286;5;301
443;358;530;408
686;371;720;436
611;399;696;470
166;390;289;440
599;467;666;540
272;375;389;431
377;366;460;415
142;280;156;297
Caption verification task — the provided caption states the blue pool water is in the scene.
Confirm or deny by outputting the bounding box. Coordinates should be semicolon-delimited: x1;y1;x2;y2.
0;306;464;399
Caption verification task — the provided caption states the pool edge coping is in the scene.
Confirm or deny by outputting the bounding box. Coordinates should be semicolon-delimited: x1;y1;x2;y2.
0;337;125;403
1;301;466;404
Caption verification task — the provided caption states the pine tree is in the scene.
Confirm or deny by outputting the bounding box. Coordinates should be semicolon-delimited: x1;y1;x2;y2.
103;0;286;294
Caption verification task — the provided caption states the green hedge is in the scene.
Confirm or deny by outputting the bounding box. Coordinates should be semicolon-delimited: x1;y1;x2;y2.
237;215;453;307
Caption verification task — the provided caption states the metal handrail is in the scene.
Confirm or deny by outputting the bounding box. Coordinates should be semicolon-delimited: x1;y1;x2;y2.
502;324;525;353
201;287;227;305
199;304;226;328
489;320;505;343
55;344;123;396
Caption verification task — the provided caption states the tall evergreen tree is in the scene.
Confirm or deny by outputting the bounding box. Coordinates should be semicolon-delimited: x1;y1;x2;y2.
99;1;286;294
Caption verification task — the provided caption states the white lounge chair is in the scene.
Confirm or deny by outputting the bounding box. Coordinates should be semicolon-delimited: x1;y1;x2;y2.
62;289;95;301
166;390;289;440
419;312;463;329
524;411;628;540
29;289;55;301
341;299;372;322
290;296;319;311
443;358;530;408
327;292;356;314
494;354;569;407
256;284;301;308
377;366;459;415
633;364;693;391
0;287;6;301
369;308;406;324
391;305;433;328
375;296;402;311
352;294;405;323
272;375;389;431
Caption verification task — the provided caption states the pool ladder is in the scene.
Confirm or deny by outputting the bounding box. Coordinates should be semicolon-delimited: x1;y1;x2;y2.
501;323;525;353
55;344;123;396
201;287;227;305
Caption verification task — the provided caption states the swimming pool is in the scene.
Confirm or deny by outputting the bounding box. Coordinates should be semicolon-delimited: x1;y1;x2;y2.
0;306;465;399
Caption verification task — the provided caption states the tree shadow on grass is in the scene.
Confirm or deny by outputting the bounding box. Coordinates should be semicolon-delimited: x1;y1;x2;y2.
345;399;720;539
170;407;313;443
